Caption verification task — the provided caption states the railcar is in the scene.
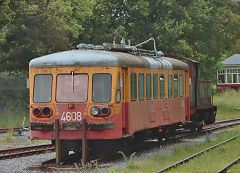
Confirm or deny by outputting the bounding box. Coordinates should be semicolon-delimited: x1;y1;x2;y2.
29;40;216;155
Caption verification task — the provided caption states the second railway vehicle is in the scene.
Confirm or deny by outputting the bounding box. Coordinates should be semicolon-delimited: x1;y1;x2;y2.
29;38;217;155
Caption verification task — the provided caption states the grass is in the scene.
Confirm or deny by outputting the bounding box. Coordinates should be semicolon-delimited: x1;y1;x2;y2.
0;110;29;128
214;90;240;120
0;134;50;150
108;126;240;173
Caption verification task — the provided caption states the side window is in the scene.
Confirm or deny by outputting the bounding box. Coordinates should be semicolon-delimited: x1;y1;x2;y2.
160;74;165;99
92;73;111;102
174;74;178;98
146;74;152;99
168;74;172;98
179;75;184;97
153;74;158;99
34;74;52;103
131;73;137;101
138;74;144;100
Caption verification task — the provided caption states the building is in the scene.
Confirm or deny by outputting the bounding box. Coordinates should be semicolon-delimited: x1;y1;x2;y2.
217;54;240;92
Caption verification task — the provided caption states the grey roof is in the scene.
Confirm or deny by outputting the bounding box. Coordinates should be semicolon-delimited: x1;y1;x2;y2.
29;50;188;71
223;54;240;65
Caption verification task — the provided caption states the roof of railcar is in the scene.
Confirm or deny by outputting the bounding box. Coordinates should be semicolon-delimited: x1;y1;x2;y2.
29;50;188;71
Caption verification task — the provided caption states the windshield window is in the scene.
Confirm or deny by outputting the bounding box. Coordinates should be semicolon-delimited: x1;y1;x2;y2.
92;74;111;102
56;74;88;102
34;74;52;103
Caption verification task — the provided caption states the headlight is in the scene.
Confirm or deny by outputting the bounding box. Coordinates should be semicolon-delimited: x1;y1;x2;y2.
91;106;100;116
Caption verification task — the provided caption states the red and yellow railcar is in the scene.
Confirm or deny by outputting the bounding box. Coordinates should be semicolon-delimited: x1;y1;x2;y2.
29;42;214;154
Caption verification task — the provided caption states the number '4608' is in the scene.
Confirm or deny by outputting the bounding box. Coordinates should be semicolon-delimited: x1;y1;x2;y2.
61;112;82;121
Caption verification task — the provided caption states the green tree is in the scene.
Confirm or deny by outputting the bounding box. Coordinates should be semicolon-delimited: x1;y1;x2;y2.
0;0;94;71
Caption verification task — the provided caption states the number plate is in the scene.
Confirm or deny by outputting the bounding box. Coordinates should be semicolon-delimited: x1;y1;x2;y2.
61;112;82;121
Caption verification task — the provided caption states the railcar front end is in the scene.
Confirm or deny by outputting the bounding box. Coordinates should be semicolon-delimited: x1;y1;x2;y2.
29;66;123;141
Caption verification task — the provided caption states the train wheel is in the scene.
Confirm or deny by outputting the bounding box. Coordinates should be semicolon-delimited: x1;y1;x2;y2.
133;132;145;143
205;111;216;125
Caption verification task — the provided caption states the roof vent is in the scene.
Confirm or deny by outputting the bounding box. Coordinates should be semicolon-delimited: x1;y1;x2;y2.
86;44;95;49
157;51;164;58
94;45;105;50
76;43;87;49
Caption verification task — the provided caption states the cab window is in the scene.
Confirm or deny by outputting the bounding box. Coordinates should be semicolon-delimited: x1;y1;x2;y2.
92;73;112;102
56;74;88;102
34;74;52;103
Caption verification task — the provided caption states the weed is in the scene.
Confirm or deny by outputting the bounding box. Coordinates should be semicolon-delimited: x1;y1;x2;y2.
205;132;211;142
5;129;14;141
214;90;240;120
117;151;137;169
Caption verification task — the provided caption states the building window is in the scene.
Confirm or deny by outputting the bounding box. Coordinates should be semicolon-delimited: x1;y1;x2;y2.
131;73;137;101
153;74;158;99
146;74;152;99
218;75;225;83
160;75;165;99
139;74;144;100
233;74;237;83
227;74;232;83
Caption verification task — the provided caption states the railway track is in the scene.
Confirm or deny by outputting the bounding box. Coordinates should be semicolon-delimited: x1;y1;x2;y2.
217;157;240;173
155;134;240;173
27;118;240;172
0;127;29;134
0;144;54;160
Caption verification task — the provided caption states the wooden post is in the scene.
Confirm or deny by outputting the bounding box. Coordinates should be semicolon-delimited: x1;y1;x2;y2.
82;118;88;164
55;119;61;165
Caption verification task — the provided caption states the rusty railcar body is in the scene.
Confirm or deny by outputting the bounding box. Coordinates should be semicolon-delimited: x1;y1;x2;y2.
166;54;217;125
29;43;216;154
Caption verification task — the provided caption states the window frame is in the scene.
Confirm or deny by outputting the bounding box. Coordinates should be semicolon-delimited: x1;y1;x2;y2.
153;74;158;99
92;73;112;103
160;74;165;99
138;73;144;101
174;74;178;98
55;73;89;103
179;74;184;97
168;74;173;98
33;74;53;103
131;73;137;101
146;74;152;100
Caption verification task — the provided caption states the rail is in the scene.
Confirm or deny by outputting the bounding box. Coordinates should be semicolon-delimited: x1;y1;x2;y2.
0;144;54;160
155;134;240;173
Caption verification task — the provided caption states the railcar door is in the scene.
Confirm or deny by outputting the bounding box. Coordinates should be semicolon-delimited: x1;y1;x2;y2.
121;67;128;136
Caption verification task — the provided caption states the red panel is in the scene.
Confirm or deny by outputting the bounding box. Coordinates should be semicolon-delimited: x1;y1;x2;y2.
30;103;123;140
127;98;186;136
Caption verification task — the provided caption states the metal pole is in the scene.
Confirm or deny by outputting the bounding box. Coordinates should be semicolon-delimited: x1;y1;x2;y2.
55;119;61;165
82;118;88;164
